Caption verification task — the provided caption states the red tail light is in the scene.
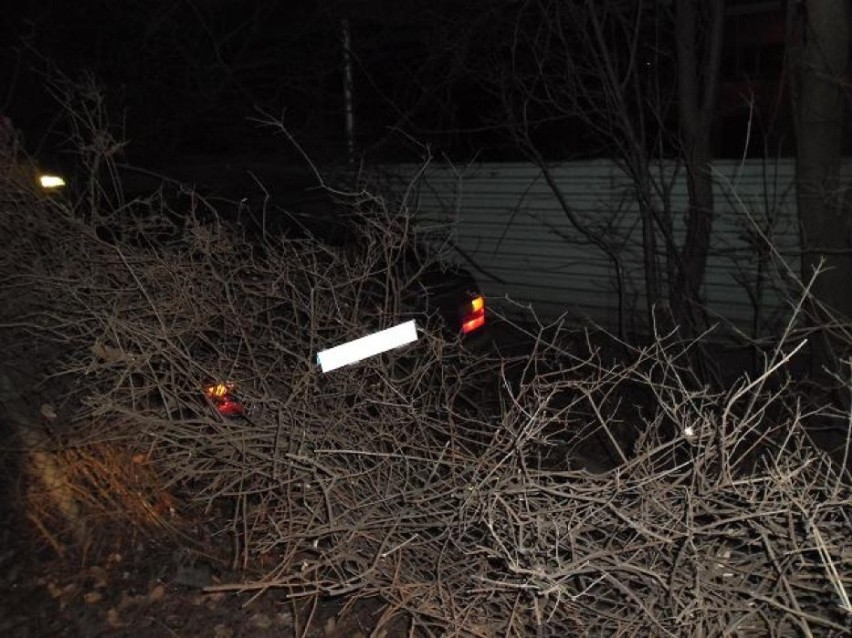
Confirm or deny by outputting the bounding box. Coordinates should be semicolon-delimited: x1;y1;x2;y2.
461;295;486;334
204;382;244;416
215;399;244;417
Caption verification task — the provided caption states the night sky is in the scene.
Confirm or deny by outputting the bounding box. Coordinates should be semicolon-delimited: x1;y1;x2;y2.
0;1;822;171
2;2;347;162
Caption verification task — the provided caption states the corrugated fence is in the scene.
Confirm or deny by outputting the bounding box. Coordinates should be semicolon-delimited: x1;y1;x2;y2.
373;158;852;339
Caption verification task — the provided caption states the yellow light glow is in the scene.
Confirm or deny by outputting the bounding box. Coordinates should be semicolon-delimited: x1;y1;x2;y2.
39;174;66;189
205;382;233;399
470;296;485;312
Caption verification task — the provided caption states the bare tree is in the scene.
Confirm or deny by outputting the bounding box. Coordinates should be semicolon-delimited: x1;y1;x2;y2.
459;0;725;338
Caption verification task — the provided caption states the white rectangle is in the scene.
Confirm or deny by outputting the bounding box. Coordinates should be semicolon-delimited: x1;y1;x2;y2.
316;320;418;373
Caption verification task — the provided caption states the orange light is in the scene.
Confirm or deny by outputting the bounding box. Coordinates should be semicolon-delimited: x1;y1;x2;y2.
205;382;233;399
461;313;486;334
461;295;486;334
203;382;244;416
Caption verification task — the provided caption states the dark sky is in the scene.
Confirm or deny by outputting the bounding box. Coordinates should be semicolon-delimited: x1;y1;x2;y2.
3;0;585;165
0;1;826;168
2;2;353;162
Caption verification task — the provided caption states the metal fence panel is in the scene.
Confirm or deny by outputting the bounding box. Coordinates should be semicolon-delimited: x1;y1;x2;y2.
375;159;850;339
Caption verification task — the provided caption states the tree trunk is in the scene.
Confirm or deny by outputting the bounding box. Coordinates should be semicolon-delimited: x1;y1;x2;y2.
790;0;852;363
672;0;726;333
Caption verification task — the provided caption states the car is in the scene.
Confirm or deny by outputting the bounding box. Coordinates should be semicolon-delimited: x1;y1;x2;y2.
114;159;489;340
30;152;489;345
108;162;491;417
18;149;490;416
257;186;488;340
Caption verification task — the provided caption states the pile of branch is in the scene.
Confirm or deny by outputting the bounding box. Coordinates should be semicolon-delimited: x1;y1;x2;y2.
2;144;850;635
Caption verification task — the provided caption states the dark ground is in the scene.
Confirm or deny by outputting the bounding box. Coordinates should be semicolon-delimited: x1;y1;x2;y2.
0;498;409;638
